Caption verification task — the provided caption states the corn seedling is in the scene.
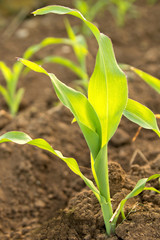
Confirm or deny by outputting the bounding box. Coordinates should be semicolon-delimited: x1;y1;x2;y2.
0;60;24;117
0;6;160;236
109;0;137;26
0;31;88;116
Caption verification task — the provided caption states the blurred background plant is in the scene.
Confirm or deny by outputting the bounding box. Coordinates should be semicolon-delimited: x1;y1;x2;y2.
40;19;89;93
73;0;108;34
0;19;88;116
147;0;158;5
108;0;137;27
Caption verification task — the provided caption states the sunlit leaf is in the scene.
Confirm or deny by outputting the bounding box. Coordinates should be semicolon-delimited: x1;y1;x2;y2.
18;58;102;159
88;35;127;145
0;61;12;82
0;131;100;200
124;98;160;137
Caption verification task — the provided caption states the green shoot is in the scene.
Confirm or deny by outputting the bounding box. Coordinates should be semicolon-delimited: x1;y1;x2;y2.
0;60;24;117
0;31;88;116
0;6;159;236
109;0;137;26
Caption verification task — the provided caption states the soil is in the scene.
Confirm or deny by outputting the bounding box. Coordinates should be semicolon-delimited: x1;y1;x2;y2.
0;0;159;239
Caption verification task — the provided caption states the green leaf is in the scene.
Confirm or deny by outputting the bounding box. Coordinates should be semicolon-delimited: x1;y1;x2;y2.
0;131;32;144
48;73;102;159
23;37;86;60
17;58;48;75
13;88;25;116
144;187;160;194
0;131;100;200
124;98;160;137
0;61;12;82
65;18;88;67
32;5;100;42
32;5;128;146
110;174;160;224
94;143;110;201
23;44;42;60
88;35;128;145
131;67;160;94
18;59;102;159
0;85;10;105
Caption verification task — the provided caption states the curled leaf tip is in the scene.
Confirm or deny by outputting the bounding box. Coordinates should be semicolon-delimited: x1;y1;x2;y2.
32;11;36;15
16;57;21;62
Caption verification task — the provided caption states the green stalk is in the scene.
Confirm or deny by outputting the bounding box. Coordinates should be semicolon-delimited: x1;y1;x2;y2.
94;144;114;235
101;154;114;235
100;201;115;235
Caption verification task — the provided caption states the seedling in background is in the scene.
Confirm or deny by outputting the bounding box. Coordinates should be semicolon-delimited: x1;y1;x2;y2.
40;19;88;92
109;0;137;26
73;0;108;35
0;6;160;236
0;30;88;116
73;0;137;31
0;60;24;117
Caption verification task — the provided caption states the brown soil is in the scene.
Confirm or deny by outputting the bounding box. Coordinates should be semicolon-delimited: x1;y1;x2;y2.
0;0;159;239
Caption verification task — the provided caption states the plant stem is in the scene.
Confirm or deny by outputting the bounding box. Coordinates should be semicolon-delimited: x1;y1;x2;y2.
100;201;116;236
94;144;115;235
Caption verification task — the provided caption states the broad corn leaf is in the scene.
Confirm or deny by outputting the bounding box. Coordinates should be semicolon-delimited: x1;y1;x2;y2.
48;73;102;158
18;58;101;159
131;67;160;94
124;98;160;137
88;35;127;145
0;131;101;200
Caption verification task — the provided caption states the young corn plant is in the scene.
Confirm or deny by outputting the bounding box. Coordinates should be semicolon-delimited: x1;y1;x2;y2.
0;6;160;236
0;60;24;117
109;0;137;26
